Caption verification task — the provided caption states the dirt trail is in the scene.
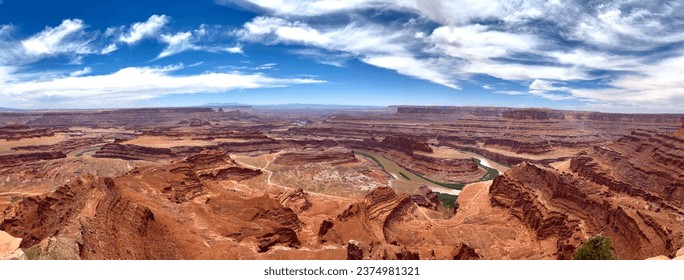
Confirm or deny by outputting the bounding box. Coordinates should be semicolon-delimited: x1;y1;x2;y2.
453;180;492;224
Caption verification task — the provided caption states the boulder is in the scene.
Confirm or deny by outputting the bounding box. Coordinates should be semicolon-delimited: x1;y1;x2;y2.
0;230;26;260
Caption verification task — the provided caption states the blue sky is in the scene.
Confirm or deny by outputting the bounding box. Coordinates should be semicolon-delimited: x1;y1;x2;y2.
1;0;683;112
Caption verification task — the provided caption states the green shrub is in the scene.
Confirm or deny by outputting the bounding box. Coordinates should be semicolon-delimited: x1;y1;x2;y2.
435;192;458;209
572;235;617;260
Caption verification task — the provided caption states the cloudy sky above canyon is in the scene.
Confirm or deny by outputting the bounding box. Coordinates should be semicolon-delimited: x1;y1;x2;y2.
1;0;683;112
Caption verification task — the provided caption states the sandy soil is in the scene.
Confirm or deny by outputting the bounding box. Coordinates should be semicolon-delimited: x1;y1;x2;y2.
550;159;573;173
415;145;471;159
482;146;578;160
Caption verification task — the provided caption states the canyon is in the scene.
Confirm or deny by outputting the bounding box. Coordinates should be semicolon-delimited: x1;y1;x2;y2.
0;106;682;260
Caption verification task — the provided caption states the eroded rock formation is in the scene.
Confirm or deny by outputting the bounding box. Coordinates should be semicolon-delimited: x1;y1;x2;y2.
278;188;312;213
502;109;550;120
274;147;358;166
0;152;66;168
451;243;481;260
411;185;444;211
0;125;64;140
93;143;177;161
1;106;682;260
0;175;180;259
27;108;216;128
491;143;684;260
130;151;262;203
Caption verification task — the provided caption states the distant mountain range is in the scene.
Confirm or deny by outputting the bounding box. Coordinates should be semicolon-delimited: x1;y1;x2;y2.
253;104;385;110
202;103;386;110
0;107;22;112
202;103;252;108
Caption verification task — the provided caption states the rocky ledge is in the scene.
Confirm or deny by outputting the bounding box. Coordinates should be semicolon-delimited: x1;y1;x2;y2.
92;143;178;162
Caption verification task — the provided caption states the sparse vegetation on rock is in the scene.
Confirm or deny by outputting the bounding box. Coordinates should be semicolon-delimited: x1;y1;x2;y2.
572;236;617;260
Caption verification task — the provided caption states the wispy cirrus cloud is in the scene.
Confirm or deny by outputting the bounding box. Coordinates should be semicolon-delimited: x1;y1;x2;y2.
229;0;684;111
291;48;351;67
21;19;94;57
237;16;461;89
69;67;92;77
118;14;170;45
157;25;244;59
0;16;323;108
0;64;324;108
0;19;109;68
100;43;118;54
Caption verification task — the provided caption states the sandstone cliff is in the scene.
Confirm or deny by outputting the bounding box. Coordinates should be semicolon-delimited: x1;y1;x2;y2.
491;154;684;259
0;152;66;168
93;143;178;161
502;109;551;120
0;175;180;259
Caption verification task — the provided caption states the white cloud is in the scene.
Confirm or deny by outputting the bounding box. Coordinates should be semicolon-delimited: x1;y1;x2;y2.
101;43;118;54
429;24;540;61
3;19;110;65
157;29;244;59
463;61;589;81
155;23;246;59
230;1;684;110
225;0;555;24
362;55;459;89
568;2;684;50
70;67;92;77
495;90;526;96
254;63;276;70
0;66;15;83
0;16;322;108
571;54;684;109
527;79;574;101
224;45;243;54
291;48;351;67
548;49;641;71
239;16;332;45
119;14;170;45
21;19;92;57
0;65;324;107
158;31;194;58
238;16;461;89
218;0;396;16
103;26;122;38
188;61;204;67
0;25;12;37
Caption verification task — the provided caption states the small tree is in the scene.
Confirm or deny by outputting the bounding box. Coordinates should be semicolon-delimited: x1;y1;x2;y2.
572;235;617;260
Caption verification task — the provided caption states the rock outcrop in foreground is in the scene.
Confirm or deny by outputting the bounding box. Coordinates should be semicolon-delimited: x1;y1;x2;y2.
489;129;684;259
646;247;684;260
0;230;26;260
0;175;179;259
